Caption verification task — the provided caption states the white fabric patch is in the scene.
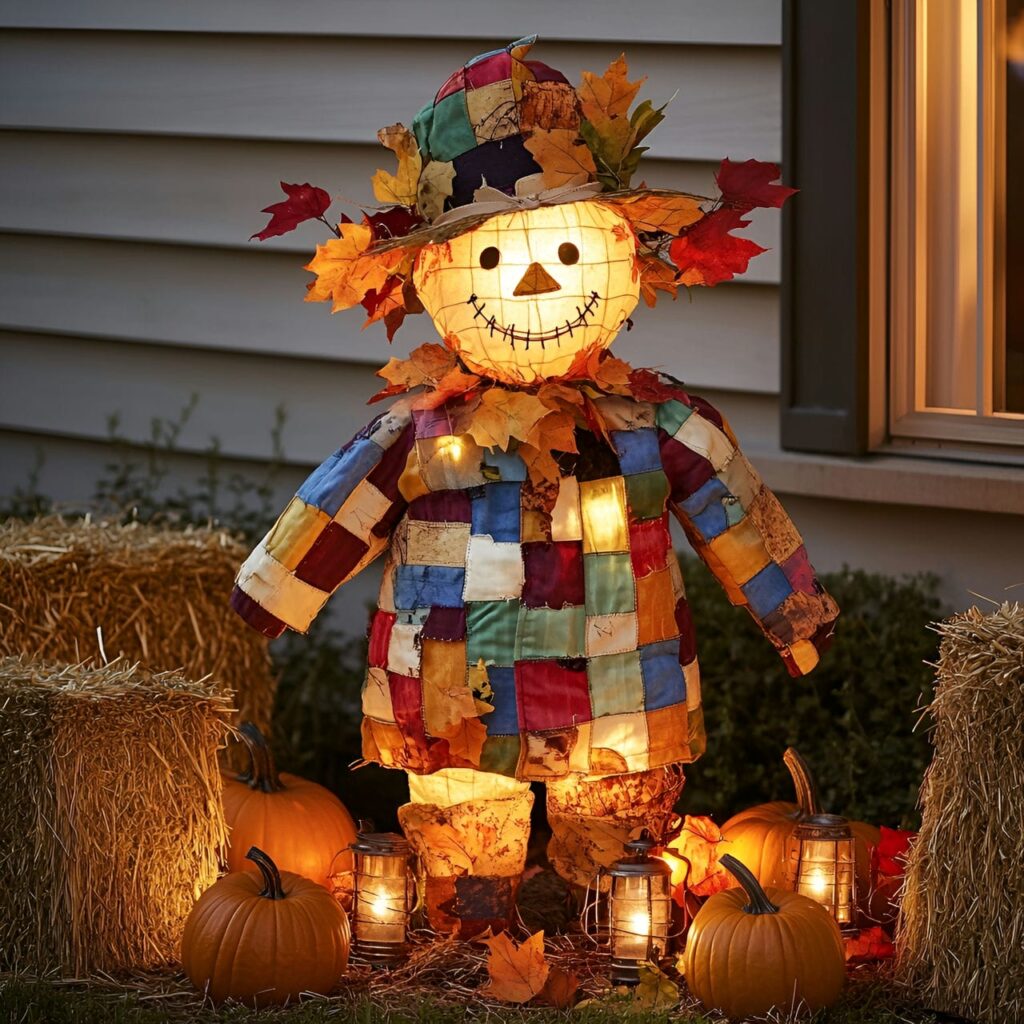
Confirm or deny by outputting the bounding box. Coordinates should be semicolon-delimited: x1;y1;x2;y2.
586;612;639;657
463;536;525;601
236;543;327;633
387;621;422;677
674;413;735;471
334;479;392;541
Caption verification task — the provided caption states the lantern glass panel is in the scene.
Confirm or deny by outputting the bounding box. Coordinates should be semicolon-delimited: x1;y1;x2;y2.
609;872;671;962
351;832;413;960
788;814;857;929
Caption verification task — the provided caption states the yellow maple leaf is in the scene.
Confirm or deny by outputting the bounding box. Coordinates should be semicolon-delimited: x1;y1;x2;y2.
480;931;550;1004
437;714;488;767
523;128;597;188
606;193;703;235
417;159;456;221
577;54;645;126
372;123;422;206
518;443;562;487
464;389;550;451
305;222;406;312
633;963;679;1010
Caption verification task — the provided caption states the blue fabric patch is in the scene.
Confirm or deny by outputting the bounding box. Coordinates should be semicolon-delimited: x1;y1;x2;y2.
297;437;382;517
679;476;729;518
394;565;466;610
483;449;528;482
640;640;687;711
471;482;521;542
484;666;520;735
742;563;794;618
612;428;662;475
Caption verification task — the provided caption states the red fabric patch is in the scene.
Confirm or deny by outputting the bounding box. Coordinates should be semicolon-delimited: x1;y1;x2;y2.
229;585;286;638
423;606;468;641
675;597;697;665
367;425;414;501
687;394;724;430
389;672;425;739
465;51;511;89
522;541;585;608
408;489;472;523
368;611;397;668
629;517;671;577
294;522;369;591
658;432;715;501
782;545;817;594
524;59;570;84
515;659;591;732
436;67;466;101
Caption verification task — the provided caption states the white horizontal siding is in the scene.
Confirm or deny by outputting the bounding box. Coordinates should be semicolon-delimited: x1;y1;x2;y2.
0;1;782;46
0;31;780;161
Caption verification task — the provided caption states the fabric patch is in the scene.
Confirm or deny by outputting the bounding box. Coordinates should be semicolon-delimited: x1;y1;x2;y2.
408;489;472;523
334;479;392;542
580;477;629;554
624;469;670;520
417;436;486;491
587;649;644;716
428;90;478;161
484;665;520;735
471;482;522;542
421;640;472;735
640;640;687;711
684;658;702;711
786;638;820;675
394;564;466;609
297;437;383;517
387;621;422;677
479;735;522;775
522;730;575;778
423;606;467;642
367;423;414;503
413;407;455;439
646;704;690;765
483;448;528;482
675;597;696;665
229;585;286;639
782;545;818;595
636;568;679;645
680;478;732;542
551;476;583;541
293;522;370;592
612;428;662;475
585;612;639;658
594;395;655;431
590;711;649;772
515;660;591;732
718;450;762;511
707;518;773;586
450;135;541;207
521;509;552;543
368;611;396;668
748;487;804;564
388;672;424;737
362;666;395;722
628;517;671;577
435;67;466;103
264;496;330;571
405;521;471;567
675;413;735;471
516;605;586;660
466;600;520;666
741;562;794;618
467;78;519;143
463;536;524;601
465;48;511;88
522;540;584;608
655;399;693;437
520;80;579;130
658;435;715;502
583;552;636;615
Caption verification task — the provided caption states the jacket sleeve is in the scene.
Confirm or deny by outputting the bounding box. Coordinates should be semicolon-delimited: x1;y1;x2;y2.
655;394;839;677
230;403;415;638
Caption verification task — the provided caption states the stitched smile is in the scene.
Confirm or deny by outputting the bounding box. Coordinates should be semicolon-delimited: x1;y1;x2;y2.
465;291;601;348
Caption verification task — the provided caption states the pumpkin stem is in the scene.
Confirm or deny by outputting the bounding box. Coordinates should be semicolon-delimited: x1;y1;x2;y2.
246;846;286;900
236;721;285;793
783;747;821;816
720;854;779;916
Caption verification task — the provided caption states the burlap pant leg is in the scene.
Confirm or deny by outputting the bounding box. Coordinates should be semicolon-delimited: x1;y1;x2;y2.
546;764;686;890
398;769;533;938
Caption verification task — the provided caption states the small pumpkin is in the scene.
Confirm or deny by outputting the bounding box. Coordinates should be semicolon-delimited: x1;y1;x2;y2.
720;747;880;899
222;722;357;892
682;853;845;1019
182;846;350;1006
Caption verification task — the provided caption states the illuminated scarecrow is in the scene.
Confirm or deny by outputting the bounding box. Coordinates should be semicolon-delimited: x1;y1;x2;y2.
234;36;839;937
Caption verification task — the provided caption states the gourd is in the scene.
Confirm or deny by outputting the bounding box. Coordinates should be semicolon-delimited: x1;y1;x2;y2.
682;854;845;1019
181;847;350;1006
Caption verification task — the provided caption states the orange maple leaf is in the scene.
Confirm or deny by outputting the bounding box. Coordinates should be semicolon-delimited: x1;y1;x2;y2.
607;193;704;236
666;815;731;899
371;343;459;402
305;222;407;312
437;713;488;768
577;54;645;125
480;931;550;1004
537;966;579;1009
464;389;550;451
523;129;597;188
637;254;681;308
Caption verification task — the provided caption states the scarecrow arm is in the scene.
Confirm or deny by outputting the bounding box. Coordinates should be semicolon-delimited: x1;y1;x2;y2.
656;395;838;677
231;405;414;638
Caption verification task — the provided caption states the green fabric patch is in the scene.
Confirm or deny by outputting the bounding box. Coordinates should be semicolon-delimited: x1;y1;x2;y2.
515;606;586;660
625;471;669;521
478;735;521;776
412;102;435;158
584;553;636;615
588;650;644;717
655;400;692;437
427;92;478;162
467;600;520;666
724;495;746;528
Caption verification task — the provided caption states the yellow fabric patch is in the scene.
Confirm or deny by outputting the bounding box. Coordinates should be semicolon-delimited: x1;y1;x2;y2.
264;496;330;571
708;517;772;586
590;712;649;772
236;544;327;632
551;476;583;542
683;657;702;711
636;568;679;646
646;704;690;765
522;730;575;779
788;638;820;675
417;435;486;491
361;666;395;723
580;476;629;554
718;450;762;511
405;521;471;567
421;640;475;735
592;395;655;431
521;509;552;543
334;479;392;542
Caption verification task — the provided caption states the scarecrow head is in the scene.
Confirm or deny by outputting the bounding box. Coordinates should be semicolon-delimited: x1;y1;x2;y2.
257;35;795;388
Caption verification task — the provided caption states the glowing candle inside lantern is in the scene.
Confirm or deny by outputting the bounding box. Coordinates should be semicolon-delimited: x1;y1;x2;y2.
351;825;413;964
788;814;857;932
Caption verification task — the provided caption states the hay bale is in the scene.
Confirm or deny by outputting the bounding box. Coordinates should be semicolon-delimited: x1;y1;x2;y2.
895;603;1024;1024
0;515;276;759
0;656;231;975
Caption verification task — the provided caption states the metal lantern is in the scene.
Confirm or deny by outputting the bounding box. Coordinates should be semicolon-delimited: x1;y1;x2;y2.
786;813;857;932
607;831;673;984
350;821;414;964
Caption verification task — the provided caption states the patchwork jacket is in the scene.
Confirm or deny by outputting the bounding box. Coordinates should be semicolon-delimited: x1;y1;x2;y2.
231;389;839;781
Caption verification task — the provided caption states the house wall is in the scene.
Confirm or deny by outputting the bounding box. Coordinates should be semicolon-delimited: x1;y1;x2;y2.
1;2;1020;625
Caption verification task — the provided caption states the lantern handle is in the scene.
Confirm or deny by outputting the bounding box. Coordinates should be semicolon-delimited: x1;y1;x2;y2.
580;868;607;947
719;854;779;916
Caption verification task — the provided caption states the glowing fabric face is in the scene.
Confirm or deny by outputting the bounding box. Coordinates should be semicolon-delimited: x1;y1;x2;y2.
413;201;640;383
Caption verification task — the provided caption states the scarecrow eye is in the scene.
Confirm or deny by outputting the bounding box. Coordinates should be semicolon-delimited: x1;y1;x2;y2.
558;242;580;266
479;246;500;270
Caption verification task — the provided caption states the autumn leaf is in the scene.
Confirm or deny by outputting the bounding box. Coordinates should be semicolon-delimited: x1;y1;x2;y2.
666;816;731;898
608;193;703;235
526;410;578;456
523;128;597;188
372;123;422;207
363;205;422;242
417;159;456;221
361;275;404;328
557;345;633;393
536;966;579;1009
873;825;916;879
844;926;895;963
578;54;645;124
437;709;489;767
411;365;482;410
305;222;407;311
464;389;550;451
480;931;550;1004
371;342;458;402
637;254;681;308
668;207;766;287
632;962;679;1010
716;158;798;212
251;181;331;241
629;368;689;404
536;381;586;413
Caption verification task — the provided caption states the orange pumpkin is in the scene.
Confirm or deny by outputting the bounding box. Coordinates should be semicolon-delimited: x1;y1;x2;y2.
222;722;357;893
720;747;880;900
682;854;845;1019
182;847;350;1006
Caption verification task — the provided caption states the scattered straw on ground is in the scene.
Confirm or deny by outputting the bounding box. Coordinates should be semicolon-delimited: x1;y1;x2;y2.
0;515;276;759
0;657;232;975
895;602;1024;1024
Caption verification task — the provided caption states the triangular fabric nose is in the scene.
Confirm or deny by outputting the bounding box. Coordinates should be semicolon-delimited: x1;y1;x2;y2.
513;261;562;296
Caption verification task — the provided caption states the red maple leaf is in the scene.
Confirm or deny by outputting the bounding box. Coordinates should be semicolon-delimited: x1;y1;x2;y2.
715;158;798;212
873;826;917;879
364;205;423;241
628;368;689;404
668;208;766;286
844;926;895;963
251;182;332;241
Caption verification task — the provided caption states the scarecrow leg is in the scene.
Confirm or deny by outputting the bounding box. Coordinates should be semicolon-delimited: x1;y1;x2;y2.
545;764;686;891
398;768;533;938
